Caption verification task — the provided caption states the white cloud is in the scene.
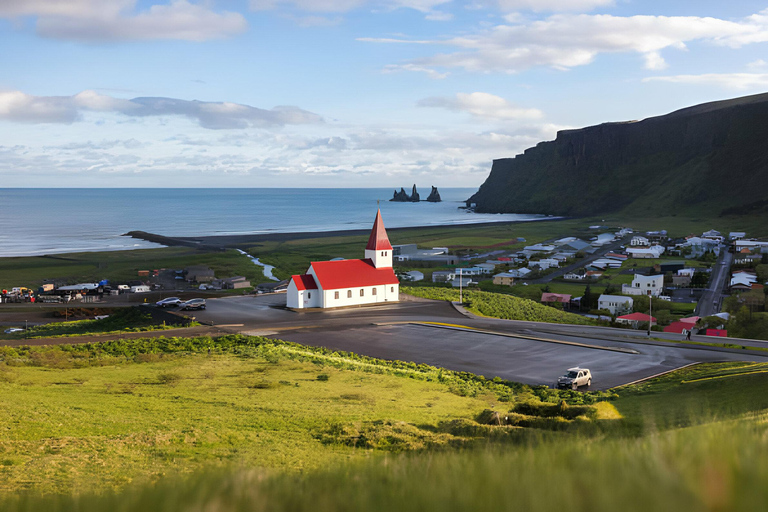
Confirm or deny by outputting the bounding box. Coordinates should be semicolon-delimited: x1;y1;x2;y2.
424;11;453;21
0;90;322;129
642;73;768;90
495;0;613;12
363;11;768;74
383;63;449;79
418;92;544;120
0;0;247;42
747;59;768;69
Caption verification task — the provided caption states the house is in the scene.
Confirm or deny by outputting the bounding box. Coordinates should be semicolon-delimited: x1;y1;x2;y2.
621;274;664;297
286;210;399;309
529;259;559;270
557;239;592;253
492;273;516;286
403;270;424;282
585;270;603;279
626;246;665;259
658;261;685;274
563;271;586;281
505;268;532;279
218;276;251;289
476;262;498;272
616;312;656;328
185;265;215;283
541;293;571;304
523;243;556;254
591;233;615;246
730;273;757;291
590;258;623;270
392;244;458;264
729;232;746;241
701;230;724;242
454;266;487;276
630;236;649;246
597;294;634;315
257;279;290;294
432;271;456;283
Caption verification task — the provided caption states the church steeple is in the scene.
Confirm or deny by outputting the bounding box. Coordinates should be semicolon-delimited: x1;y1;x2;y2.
365;209;393;268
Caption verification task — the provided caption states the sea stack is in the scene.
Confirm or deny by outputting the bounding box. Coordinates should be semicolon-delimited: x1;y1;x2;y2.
426;186;441;202
410;184;420;202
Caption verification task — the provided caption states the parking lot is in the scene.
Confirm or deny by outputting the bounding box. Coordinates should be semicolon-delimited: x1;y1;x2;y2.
190;294;768;390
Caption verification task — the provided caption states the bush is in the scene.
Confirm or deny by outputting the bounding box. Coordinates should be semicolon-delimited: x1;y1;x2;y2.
317;373;330;381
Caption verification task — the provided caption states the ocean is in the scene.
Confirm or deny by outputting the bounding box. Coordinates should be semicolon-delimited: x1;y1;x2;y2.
0;188;547;257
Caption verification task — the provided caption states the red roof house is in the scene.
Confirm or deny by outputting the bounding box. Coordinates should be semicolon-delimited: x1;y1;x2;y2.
616;312;657;328
541;293;572;304
287;210;400;309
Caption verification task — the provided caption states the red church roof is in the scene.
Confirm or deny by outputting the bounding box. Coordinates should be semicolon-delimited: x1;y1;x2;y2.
365;209;393;251
291;274;318;291
310;259;398;290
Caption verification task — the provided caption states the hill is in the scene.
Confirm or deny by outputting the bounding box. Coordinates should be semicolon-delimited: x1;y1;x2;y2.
467;92;768;218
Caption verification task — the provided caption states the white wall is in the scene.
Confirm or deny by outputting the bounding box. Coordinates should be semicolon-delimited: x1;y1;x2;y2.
286;280;321;309
365;248;393;269
321;283;399;308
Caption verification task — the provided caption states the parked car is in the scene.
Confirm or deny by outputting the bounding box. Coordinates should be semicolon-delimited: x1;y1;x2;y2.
557;368;592;390
3;328;24;334
156;297;182;308
180;298;206;310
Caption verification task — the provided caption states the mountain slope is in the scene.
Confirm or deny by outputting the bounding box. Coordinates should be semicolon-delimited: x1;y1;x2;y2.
467;92;768;217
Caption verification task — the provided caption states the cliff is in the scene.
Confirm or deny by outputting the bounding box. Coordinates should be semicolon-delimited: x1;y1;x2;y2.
467;92;768;217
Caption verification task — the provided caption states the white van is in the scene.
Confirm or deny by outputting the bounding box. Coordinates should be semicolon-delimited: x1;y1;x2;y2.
130;285;151;293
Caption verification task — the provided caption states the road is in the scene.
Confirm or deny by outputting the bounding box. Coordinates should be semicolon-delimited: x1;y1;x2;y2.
187;294;768;390
696;246;732;317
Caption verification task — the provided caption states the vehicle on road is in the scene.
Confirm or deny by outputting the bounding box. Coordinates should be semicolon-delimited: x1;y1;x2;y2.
156;297;182;308
557;367;592;390
3;328;24;334
180;298;206;310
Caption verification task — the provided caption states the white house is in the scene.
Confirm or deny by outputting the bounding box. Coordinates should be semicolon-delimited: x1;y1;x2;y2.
597;294;634;315
524;243;556;253
529;258;559;270
591;233;615;246
287;210;399;309
630;236;649;246
626;246;665;259
621;274;664;297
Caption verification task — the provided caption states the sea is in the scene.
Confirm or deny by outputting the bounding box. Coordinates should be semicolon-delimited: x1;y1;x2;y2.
0;188;548;257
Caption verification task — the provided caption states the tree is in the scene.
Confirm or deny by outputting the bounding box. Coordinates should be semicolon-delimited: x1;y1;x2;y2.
581;284;594;312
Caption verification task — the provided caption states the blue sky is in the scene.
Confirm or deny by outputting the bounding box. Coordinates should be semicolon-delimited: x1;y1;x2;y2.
1;0;767;188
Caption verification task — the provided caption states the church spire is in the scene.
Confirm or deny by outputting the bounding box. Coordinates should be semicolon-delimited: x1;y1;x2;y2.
365;209;393;251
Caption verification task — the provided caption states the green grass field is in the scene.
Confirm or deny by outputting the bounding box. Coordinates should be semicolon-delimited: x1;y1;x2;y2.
2;337;768;511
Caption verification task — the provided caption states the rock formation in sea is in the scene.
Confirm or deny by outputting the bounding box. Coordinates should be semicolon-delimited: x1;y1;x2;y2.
426;186;441;202
390;185;422;202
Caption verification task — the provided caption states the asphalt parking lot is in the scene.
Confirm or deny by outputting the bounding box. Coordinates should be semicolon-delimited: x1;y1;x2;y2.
187;294;768;389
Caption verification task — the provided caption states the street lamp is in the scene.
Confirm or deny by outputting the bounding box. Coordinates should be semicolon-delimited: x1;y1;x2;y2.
647;290;652;337
459;268;463;304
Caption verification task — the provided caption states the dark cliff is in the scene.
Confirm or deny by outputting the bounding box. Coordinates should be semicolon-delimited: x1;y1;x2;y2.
467;92;768;217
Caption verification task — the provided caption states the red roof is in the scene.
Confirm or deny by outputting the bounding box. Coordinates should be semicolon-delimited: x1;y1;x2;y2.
617;313;657;322
541;293;571;303
310;259;399;289
365;209;393;251
664;321;693;333
291;274;317;291
679;316;700;325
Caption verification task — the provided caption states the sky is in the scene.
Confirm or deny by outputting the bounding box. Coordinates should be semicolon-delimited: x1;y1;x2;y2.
1;0;767;188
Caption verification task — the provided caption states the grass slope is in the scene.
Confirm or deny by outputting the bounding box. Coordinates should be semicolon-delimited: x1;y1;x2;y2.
402;287;592;325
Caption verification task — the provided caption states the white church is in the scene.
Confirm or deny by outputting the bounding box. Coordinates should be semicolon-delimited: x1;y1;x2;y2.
286;209;400;309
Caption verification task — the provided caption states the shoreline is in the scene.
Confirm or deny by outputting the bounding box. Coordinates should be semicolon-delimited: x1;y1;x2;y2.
123;217;565;251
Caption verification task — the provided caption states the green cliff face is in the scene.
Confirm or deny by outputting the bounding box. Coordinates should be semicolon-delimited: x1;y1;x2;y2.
467;92;768;217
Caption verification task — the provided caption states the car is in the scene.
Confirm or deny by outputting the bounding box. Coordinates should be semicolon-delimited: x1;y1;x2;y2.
156;297;182;308
4;328;24;334
557;367;592;390
180;298;206;311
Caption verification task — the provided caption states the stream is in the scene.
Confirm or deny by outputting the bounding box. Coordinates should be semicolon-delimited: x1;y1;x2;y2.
237;249;280;281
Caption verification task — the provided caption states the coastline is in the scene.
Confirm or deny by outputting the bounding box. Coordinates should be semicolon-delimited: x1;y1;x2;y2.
123;217;564;251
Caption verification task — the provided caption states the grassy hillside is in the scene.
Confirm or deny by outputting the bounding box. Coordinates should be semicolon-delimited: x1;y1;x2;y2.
3;351;768;511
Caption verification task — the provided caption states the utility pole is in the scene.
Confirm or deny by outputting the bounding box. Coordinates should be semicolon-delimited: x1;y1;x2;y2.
647;290;652;337
459;268;463;304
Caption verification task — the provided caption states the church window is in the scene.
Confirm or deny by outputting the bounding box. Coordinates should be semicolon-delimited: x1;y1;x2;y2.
307;292;311;299
372;288;377;295
335;291;339;300
347;290;352;298
391;287;394;292
360;289;364;297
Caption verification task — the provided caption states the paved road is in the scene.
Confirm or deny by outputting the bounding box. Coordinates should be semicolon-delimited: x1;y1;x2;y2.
697;246;732;317
189;294;768;390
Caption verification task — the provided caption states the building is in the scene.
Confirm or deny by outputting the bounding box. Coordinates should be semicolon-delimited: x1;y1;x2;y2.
432;271;456;283
286;210;399;309
626;246;665;259
591;233;615;246
630;236;649;246
597;294;634;315
392;244;459;264
621;274;664;297
616;312;656;328
493;273;516;286
185;265;215;283
541;293;571;304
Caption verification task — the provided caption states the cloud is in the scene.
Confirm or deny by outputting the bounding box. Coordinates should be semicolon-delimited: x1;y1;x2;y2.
424;10;453;21
0;0;247;42
363;11;768;74
747;59;768;69
642;73;768;90
495;0;613;12
383;63;449;79
250;0;450;20
0;90;322;129
418;92;544;120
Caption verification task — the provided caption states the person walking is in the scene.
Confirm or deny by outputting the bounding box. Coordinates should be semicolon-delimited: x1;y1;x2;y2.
686;329;692;341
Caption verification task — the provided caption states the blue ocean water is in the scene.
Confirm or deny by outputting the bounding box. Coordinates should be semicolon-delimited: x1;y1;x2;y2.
0;189;546;257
